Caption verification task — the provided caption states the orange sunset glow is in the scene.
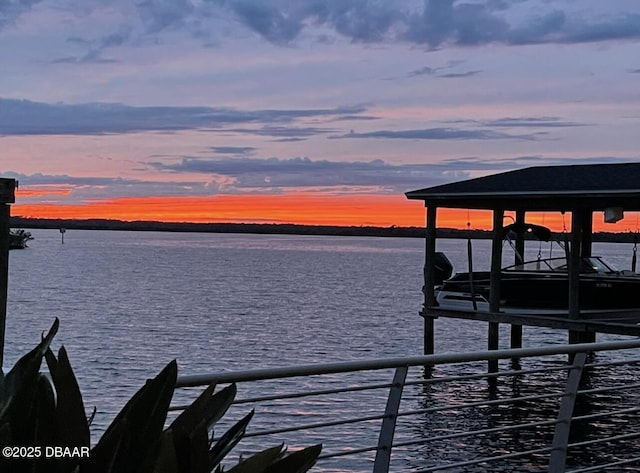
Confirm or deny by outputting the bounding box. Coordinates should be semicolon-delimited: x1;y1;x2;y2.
13;193;427;227
12;191;640;233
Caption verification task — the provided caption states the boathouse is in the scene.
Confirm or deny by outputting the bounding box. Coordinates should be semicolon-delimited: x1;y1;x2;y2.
406;162;640;365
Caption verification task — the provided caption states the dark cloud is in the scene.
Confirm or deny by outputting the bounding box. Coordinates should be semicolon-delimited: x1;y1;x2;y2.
406;60;470;79
223;125;336;139
4;1;640;51
211;146;257;155
0;99;367;136
226;1;304;45
222;0;640;48
407;66;436;77
331;127;540;140
271;137;308;143
148;156;467;191
12;154;640;200
6;171;209;198
440;155;638;171
136;0;194;34
465;117;591;128
437;70;482;78
0;0;43;30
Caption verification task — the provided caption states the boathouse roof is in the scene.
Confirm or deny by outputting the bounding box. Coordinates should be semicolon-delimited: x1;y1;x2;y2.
405;162;640;211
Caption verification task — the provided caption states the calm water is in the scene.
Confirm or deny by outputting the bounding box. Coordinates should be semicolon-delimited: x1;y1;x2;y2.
5;229;640;471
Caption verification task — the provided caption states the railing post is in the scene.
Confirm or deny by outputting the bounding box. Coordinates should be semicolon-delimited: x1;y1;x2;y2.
548;351;587;473
373;366;408;473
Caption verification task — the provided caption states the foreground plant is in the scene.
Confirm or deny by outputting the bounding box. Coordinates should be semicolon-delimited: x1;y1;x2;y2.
0;319;321;472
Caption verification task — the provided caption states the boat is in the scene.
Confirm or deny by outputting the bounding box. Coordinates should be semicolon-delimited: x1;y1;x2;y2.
431;223;640;316
9;229;33;250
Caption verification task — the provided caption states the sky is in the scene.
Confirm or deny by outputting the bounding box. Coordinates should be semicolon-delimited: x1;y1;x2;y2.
2;0;640;230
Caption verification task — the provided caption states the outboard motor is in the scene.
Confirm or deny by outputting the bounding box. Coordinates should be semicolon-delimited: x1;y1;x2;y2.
432;252;453;285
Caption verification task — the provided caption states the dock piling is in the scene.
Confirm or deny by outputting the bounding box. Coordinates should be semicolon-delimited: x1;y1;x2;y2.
0;178;16;369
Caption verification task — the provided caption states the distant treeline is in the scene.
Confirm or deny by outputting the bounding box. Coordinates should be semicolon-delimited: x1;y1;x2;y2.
8;217;640;242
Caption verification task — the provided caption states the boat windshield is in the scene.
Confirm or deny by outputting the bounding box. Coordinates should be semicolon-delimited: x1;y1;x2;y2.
584;257;619;273
505;256;619;273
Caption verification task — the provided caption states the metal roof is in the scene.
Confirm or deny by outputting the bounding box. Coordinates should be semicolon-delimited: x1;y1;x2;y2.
405;163;640;211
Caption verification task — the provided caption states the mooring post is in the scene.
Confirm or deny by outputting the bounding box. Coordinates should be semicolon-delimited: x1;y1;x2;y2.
423;205;437;355
0;178;16;369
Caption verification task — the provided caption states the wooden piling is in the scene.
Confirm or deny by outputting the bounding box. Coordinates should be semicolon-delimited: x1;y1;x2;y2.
0;204;8;368
423;205;438;354
0;178;16;369
488;208;504;372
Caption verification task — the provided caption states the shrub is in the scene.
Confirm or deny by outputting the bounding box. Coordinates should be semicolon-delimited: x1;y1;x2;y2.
0;318;321;472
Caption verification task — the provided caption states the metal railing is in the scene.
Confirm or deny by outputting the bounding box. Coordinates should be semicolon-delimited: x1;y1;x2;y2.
173;339;640;472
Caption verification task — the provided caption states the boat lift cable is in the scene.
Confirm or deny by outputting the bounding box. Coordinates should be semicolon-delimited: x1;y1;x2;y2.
633;212;638;272
562;211;570;263
467;214;477;311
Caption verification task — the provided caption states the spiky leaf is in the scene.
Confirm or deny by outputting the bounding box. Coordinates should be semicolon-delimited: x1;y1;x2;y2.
0;320;59;445
45;346;90;448
170;383;237;472
81;419;129;473
263;444;322;473
225;444;286;473
209;410;254;470
91;360;176;473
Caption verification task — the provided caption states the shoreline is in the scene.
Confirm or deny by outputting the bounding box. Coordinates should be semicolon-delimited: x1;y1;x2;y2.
10;217;640;243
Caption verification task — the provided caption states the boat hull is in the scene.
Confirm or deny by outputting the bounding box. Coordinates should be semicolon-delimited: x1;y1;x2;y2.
436;270;640;317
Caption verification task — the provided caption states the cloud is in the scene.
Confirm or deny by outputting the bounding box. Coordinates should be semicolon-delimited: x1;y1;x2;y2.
406;60;470;78
440;155;638;171
11;154;640;203
407;66;437;77
214;1;640;49
330;127;541;140
437;70;482;78
6;1;640;57
456;116;592;128
0;98;368;136
404;1;640;48
136;0;195;34
211;146;257;155
147;156;470;191
0;0;44;30
6;171;209;200
223;125;337;139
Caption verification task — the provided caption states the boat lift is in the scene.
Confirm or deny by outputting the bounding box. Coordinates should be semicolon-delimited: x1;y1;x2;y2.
406;163;640;370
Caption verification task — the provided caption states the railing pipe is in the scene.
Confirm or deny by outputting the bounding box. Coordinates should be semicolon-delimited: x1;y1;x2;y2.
568;457;640;473
176;339;640;387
